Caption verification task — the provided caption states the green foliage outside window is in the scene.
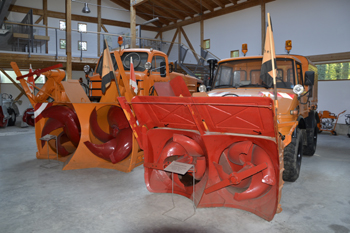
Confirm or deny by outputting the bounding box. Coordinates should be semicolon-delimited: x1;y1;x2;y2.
316;62;350;80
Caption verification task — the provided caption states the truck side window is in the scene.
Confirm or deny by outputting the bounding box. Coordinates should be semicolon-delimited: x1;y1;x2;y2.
296;62;303;85
151;56;166;71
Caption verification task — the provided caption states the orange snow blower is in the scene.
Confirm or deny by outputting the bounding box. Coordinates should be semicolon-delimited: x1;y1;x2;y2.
12;38;200;172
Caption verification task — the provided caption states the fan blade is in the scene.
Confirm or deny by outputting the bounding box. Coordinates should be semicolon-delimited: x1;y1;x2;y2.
109;128;133;163
193;157;206;180
228;141;253;165
234;172;271;201
84;128;133;164
107;106;130;134
41;118;64;147
56;131;71;157
173;134;204;157
251;145;276;185
42;105;80;147
90;107;114;143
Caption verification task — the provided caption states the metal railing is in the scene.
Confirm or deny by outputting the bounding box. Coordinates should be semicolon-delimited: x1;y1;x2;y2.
1;21;219;78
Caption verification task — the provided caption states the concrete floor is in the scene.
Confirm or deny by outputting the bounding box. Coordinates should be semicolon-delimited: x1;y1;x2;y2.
1;125;350;233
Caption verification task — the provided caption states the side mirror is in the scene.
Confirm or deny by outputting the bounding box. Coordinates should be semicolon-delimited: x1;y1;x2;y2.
304;71;315;86
160;61;166;77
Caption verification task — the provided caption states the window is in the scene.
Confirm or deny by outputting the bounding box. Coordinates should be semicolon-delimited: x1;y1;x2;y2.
78;23;87;32
78;41;87;51
230;50;239;58
203;39;210;49
60;39;66;49
0;70;45;84
59;20;66;31
316;62;350;80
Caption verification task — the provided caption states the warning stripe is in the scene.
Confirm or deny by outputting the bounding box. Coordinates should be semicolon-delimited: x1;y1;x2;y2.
259;92;294;99
34;103;53;122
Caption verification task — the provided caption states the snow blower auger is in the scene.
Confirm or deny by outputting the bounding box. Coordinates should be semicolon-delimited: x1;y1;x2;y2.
118;78;284;221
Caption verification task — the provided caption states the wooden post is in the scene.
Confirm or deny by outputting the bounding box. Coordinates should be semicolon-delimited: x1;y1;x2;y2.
178;26;181;62
130;0;136;48
200;17;204;49
43;0;48;53
97;0;101;56
66;0;72;79
261;0;266;55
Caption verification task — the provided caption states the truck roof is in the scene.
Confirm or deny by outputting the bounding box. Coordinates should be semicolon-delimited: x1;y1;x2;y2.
218;54;303;64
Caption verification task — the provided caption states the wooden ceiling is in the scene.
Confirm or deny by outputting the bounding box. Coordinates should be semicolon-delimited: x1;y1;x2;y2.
111;0;275;32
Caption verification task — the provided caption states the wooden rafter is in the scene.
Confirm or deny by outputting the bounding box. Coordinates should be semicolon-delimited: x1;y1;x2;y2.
228;0;238;4
167;29;178;57
166;1;199;15
180;27;199;62
140;2;177;24
114;0;166;26
35;15;43;24
211;0;225;8
160;0;275;32
195;0;214;12
177;0;201;14
148;0;186;20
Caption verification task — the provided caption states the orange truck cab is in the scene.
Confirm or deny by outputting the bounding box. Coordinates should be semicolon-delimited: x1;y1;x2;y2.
204;54;319;182
84;48;201;101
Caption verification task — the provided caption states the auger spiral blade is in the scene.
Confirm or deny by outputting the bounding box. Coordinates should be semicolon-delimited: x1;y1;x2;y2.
85;106;133;164
41;105;80;147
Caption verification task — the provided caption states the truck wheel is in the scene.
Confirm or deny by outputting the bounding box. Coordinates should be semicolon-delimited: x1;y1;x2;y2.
283;128;303;182
8;108;16;126
303;127;317;156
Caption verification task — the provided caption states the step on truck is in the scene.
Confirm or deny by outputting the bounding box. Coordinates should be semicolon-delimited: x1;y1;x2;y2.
204;53;319;182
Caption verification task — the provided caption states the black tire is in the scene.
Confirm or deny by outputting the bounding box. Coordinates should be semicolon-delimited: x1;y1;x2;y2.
283;128;303;182
303;127;317;156
8;108;16;126
331;131;337;136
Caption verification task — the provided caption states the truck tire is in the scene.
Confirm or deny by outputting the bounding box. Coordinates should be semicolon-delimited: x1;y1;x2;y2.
283;128;303;182
8;108;16;126
303;127;317;156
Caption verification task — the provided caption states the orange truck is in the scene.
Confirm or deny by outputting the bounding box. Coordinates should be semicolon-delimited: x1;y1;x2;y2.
203;54;318;182
83;48;201;101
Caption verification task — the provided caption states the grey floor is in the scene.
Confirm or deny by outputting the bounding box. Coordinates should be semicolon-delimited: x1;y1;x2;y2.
1;124;350;233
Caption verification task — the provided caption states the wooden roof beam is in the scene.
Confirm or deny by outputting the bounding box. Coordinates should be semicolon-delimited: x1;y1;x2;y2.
132;0;148;7
165;1;199;15
228;0;238;5
195;0;214;12
141;3;177;23
177;0;201;14
211;0;225;8
160;0;275;32
148;0;186;20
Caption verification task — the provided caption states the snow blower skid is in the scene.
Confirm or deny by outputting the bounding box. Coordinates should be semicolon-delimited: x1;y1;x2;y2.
118;94;284;221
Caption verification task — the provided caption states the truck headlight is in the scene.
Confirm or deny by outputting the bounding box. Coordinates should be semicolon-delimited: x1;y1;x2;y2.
83;65;90;74
293;84;304;96
199;85;207;92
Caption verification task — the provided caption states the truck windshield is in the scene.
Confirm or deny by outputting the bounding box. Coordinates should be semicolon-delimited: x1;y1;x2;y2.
121;52;149;72
213;58;296;89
